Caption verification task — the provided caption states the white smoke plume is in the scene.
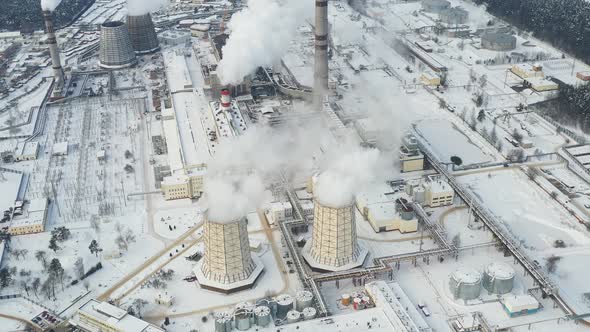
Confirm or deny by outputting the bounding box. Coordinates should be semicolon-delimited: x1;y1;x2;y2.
314;141;395;208
217;0;312;85
203;122;324;222
41;0;62;11
127;0;168;16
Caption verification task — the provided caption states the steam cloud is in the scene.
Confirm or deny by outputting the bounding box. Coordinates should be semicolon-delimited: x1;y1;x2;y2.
217;0;312;85
41;0;63;11
314;143;394;208
127;0;168;16
203;123;322;222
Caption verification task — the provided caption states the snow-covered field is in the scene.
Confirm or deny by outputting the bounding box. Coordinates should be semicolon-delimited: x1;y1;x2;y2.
457;168;590;314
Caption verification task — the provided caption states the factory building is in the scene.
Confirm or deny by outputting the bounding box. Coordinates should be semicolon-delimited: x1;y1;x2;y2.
511;63;545;79
399;134;425;173
422;0;451;13
126;13;160;55
8;198;48;235
302;198;368;272
71;299;165;332
420;71;441;86
190;24;210;38
194;214;264;293
501;295;540;317
160;167;205;200
99;21;137;69
439;7;468;25
405;176;455;207
481;32;517;51
356;187;418;234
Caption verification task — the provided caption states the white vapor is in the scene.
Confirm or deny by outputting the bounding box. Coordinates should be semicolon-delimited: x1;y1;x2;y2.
127;0;168;16
314;142;394;208
41;0;62;11
217;0;312;85
203;122;324;222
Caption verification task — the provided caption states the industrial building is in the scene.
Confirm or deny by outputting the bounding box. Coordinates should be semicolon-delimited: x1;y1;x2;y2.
420;71;441;86
501;295;540;317
449;267;481;301
160;167;206;200
577;71;590;81
405;176;455;207
439;7;469;25
524;77;559;92
71;299;165;332
8;198;48;235
99;21;137;69
302;198;368;272
356;188;418;233
126;14;160;55
422;0;451;13
159;30;191;46
511;63;545;79
481;32;517;51
399;134;425;172
194;214;264;293
15;141;39;161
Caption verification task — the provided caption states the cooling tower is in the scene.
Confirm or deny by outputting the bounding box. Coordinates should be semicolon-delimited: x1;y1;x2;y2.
42;10;64;95
99;21;137;69
126;13;160;55
302;198;368;272
194;215;264;293
313;0;329;109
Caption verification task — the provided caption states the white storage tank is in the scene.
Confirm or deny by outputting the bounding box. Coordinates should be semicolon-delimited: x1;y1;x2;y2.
234;310;251;331
449;267;481;300
286;310;301;324
483;262;515;295
413;186;426;203
295;290;314;311
275;294;294;319
254;306;271;327
302;307;316;320
214;312;232;332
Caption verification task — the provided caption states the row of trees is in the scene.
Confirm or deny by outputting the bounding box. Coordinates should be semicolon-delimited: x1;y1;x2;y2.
474;0;590;62
554;84;590;132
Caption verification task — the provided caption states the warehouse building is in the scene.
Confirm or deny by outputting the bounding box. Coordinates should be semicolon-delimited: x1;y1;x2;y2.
71;299;165;332
511;63;545;79
481;32;517;51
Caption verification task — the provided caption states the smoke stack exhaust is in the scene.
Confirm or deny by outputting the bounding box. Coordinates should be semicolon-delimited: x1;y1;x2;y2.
43;10;64;94
313;0;329;109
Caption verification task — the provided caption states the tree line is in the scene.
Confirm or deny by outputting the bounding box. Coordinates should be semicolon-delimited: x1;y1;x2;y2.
474;0;590;63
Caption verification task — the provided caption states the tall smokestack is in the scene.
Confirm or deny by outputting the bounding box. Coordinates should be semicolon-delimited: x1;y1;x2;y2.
43;10;64;94
313;0;329;109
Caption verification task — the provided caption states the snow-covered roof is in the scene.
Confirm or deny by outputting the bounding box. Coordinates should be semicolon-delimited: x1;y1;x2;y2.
52;141;68;155
77;299;165;332
502;295;539;312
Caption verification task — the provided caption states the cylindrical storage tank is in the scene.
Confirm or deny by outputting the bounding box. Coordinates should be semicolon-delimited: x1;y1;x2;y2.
413;186;426;203
286;310;301;324
449;267;481;300
234;311;251;331
341;293;350;306
361;296;371;307
254;306;271;327
302;307;316;320
99;21;137;69
275;294;294;319
295;290;314;311
235;301;254;311
482;262;515;295
214;312;232;332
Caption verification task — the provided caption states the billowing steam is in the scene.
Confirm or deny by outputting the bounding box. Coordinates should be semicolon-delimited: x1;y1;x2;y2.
127;0;168;16
217;0;312;85
314;143;394;208
203;123;323;222
41;0;62;11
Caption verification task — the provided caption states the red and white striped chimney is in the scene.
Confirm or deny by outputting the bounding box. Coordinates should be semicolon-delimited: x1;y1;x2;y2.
220;88;231;110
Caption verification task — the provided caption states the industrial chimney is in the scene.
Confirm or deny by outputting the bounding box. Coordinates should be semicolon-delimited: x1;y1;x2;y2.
194;214;264;293
302;198;368;272
42;10;65;95
220;88;231;111
313;0;329;109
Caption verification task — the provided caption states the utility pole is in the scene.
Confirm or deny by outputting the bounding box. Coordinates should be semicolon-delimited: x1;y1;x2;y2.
120;181;127;207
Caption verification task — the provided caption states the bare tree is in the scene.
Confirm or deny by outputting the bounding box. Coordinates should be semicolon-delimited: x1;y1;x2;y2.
74;257;85;280
546;255;561;273
35;250;48;269
31;278;41;299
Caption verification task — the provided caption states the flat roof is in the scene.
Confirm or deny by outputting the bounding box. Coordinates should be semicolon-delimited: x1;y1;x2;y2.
53;142;68;155
78;299;164;332
0;171;23;212
10;199;47;228
17;141;39;156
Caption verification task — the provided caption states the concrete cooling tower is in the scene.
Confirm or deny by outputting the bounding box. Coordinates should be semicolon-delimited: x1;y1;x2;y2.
126;13;160;55
302;198;368;272
194;215;264;293
99;21;137;69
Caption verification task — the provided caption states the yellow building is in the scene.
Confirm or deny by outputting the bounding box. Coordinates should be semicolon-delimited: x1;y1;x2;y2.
161;167;205;200
400;134;424;172
420;71;441;86
511;63;544;79
363;202;418;233
72;299;165;332
8;199;47;235
525;77;558;92
424;177;454;207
